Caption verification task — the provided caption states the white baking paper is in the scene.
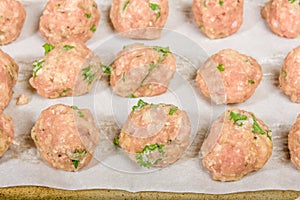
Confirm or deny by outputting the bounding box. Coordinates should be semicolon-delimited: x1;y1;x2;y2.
0;0;300;194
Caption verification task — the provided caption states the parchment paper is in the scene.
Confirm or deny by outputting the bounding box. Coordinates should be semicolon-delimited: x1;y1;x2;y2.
0;0;300;194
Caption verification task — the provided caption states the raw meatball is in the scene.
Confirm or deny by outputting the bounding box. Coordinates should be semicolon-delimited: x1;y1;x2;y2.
31;104;99;171
201;108;272;181
0;50;19;110
110;0;169;39
0;0;26;45
196;49;262;104
192;0;244;39
289;115;300;170
279;46;300;103
262;0;300;38
0;112;14;157
118;100;191;168
39;0;100;44
110;43;176;98
29;41;102;98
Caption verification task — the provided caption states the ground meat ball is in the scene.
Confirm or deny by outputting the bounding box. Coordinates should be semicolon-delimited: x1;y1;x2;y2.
289;115;300;170
31;104;99;171
118;100;191;168
196;49;262;104
0;50;19;110
0;0;26;45
110;0;169;39
29;41;102;98
279;46;300;103
0;112;14;157
262;0;300;38
192;0;244;39
201;108;272;181
39;0;100;44
110;43;176;98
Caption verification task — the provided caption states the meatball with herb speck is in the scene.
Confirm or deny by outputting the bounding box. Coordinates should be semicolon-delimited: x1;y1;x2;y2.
29;41;102;98
192;0;244;39
0;0;26;45
39;0;100;44
279;46;300;103
109;43;176;98
196;49;262;104
0;50;19;110
262;0;300;38
117;99;191;168
110;0;169;39
31;104;99;172
201;107;272;181
0;111;14;157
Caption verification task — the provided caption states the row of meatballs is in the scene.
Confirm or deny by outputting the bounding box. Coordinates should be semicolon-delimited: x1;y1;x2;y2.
0;40;299;182
2;0;300;46
4;99;300;183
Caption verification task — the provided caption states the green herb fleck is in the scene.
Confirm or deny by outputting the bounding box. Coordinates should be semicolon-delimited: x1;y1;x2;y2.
289;0;296;3
43;43;55;55
33;59;45;78
72;160;79;169
248;79;255;84
169;107;178;115
132;99;148;111
122;72;126;82
85;13;91;18
282;70;287;78
71;106;84;117
219;0;224;6
63;45;75;50
149;63;156;71
153;46;170;57
217;64;225;72
90;25;97;32
113;138;120;146
252;115;272;140
82;66;95;85
149;3;161;19
128;93;137;98
71;149;87;169
101;64;112;75
230;111;248;126
123;0;130;11
136;144;165;168
56;3;61;7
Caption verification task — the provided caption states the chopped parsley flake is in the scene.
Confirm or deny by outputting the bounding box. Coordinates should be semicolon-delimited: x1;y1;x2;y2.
63;45;75;50
113;138;120;146
219;0;224;6
43;43;55;55
289;0;296;3
90;25;97;32
132;99;148;111
85;13;91;18
282;70;287;78
128;93;137;98
123;0;130;11
217;64;225;72
136;144;164;168
101;64;112;75
149;3;161;19
153;46;170;57
71;149;87;169
252;115;272;140
33;59;45;78
122;72;126;82
248;79;255;84
82;66;95;85
169;107;178;115
149;63;156;71
71;106;84;117
230;111;248;126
